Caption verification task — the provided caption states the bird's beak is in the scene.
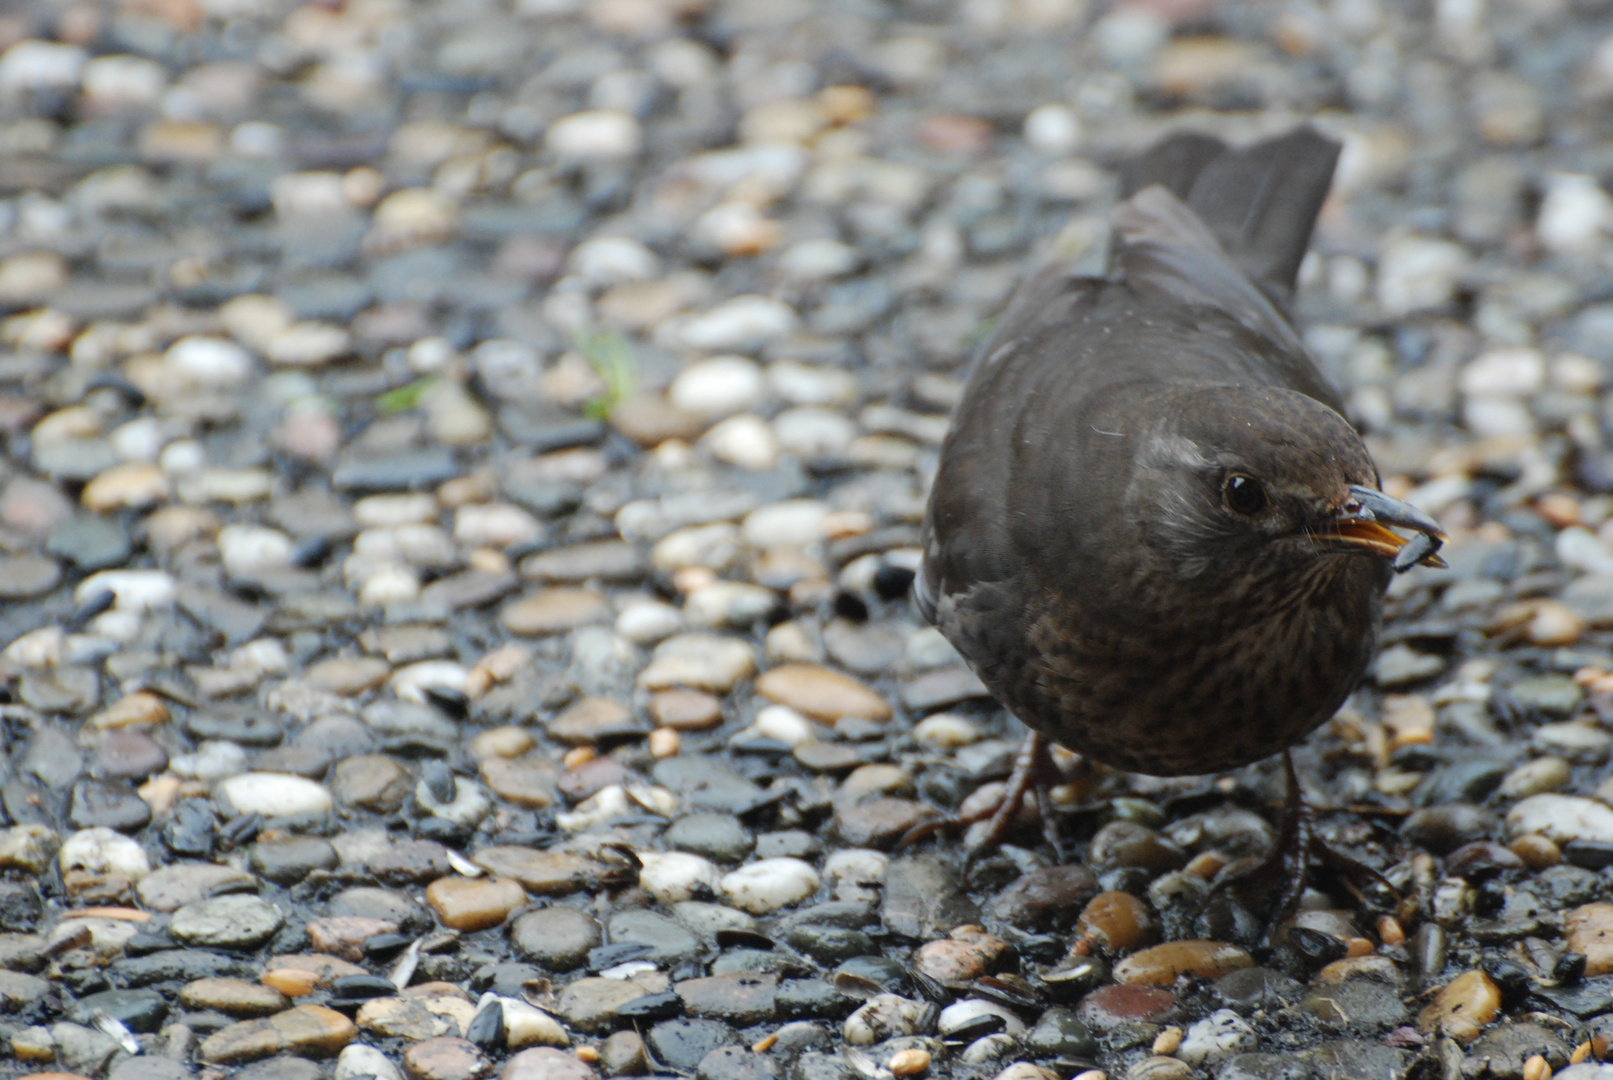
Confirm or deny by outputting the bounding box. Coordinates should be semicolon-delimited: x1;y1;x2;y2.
1322;485;1448;572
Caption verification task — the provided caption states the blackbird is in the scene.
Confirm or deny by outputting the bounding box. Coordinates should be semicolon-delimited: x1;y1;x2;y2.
916;126;1445;911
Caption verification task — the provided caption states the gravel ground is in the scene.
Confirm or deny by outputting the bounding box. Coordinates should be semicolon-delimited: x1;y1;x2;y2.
3;1;1613;1079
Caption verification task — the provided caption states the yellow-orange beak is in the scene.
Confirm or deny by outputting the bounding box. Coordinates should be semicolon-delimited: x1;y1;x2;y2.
1322;486;1448;572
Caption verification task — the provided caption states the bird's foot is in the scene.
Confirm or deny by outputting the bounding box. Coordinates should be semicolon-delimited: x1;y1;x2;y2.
899;731;1075;864
1211;751;1398;948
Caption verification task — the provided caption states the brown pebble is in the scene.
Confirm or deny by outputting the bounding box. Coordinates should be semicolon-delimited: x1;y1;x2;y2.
500;588;610;636
1523;1054;1551;1080
405;1036;490;1080
425;877;526;932
1510;833;1562;870
1076;891;1155;953
754;663;892;722
1377;915;1405;946
649;689;723;730
1565;904;1613;976
1150;1027;1183;1055
1112;941;1253;986
1417;970;1501;1043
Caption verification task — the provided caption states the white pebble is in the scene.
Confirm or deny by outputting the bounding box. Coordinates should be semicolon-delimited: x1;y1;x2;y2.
1177;1009;1257;1066
354;493;437;527
109;417;165;463
743;500;830;548
1460;347;1544;396
390;660;471;703
844;995;927;1045
416;776;492;828
498;996;569;1049
638;850;721;904
703;414;780;470
906;626;962;668
4;626;64;668
778;238;859;281
267;322;351;368
455;503;542;549
685;581;778;628
774;407;857;456
171;740;249;781
1538;173;1613;259
1506;793;1613;844
547;110;641;160
667;296;799;353
1375;234;1470;317
669;355;766;416
1557;528;1613;575
217;524;295;578
159;440;206;474
744;704;818;748
216;773;334;817
568;236;660;285
337;1046;403;1080
59;827;149;879
76;570;176;612
616;601;684;645
271;171;346;218
652;522;741;573
166;336;254;387
1462;396;1535;438
767;362;859;407
825;848;888;894
938;999;1025;1037
358;564;421;606
228;638;290;676
81;54;166;107
719;857;820;913
1023;104;1082;155
0;40;87;93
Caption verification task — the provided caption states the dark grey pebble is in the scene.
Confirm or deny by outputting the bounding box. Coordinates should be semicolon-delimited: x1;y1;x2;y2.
647;1018;737;1071
881;854;980;938
1022;1007;1096;1057
510;908;600;971
1400;802;1498;854
69;779;153;832
696;1047;777;1080
70;987;169;1033
666;813;756;862
606;910;702;965
46;516;132;570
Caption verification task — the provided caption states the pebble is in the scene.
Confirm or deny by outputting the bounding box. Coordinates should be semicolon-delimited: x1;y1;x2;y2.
755;664;891;722
425;877;526;932
170;895;284;949
719;858;820;914
199;1006;357;1064
1508;795;1613;845
1418;970;1501;1043
215;774;334;817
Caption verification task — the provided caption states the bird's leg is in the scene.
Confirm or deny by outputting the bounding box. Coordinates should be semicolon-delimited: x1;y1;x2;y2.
900;730;1070;863
1219;750;1398;940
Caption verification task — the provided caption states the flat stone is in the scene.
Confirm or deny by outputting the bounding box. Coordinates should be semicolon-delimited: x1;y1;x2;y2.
649;690;723;730
425;876;527;931
180;977;292;1017
404;1036;489;1080
556;977;653;1033
0;555;61;599
332;754;414;811
215;773;333;817
478;759;559;808
170;895;285;949
608;909;703;964
137;864;257;912
674;973;777;1023
501;1047;595;1080
500;589;610;636
549;697;643;745
882;855;979;938
199;1005;357;1064
510;908;600;970
755;664;890;722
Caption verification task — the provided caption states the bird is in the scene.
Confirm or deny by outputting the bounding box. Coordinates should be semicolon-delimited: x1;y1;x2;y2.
914;125;1446;919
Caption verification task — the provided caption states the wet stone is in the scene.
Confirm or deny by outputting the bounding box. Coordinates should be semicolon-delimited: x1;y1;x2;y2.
71;988;168;1033
48;517;133;570
404;1036;488;1080
1303;979;1412;1034
510;908;600;970
1076;985;1181;1028
608;909;702;964
170;895;285;949
426;877;526;932
0;555;61;598
882;855;980;938
666;814;755;862
332;755;415;811
696;1048;777;1080
648;1018;737;1072
1022;1008;1096;1057
253;836;340;885
199;1005;357;1064
674;972;777;1023
556;977;654;1033
502;1047;595;1080
180;978;292;1017
69;779;153;832
92;730;169;780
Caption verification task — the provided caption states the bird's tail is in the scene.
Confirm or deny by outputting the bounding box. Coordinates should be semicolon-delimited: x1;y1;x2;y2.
1118;126;1340;309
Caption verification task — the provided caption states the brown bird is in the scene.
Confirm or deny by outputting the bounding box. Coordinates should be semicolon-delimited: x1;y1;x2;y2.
915;127;1445;916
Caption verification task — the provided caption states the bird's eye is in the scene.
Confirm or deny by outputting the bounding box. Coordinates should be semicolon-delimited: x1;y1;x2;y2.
1223;473;1268;516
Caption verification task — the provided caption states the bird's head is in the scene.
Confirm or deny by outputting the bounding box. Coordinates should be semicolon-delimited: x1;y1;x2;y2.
1129;385;1445;585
